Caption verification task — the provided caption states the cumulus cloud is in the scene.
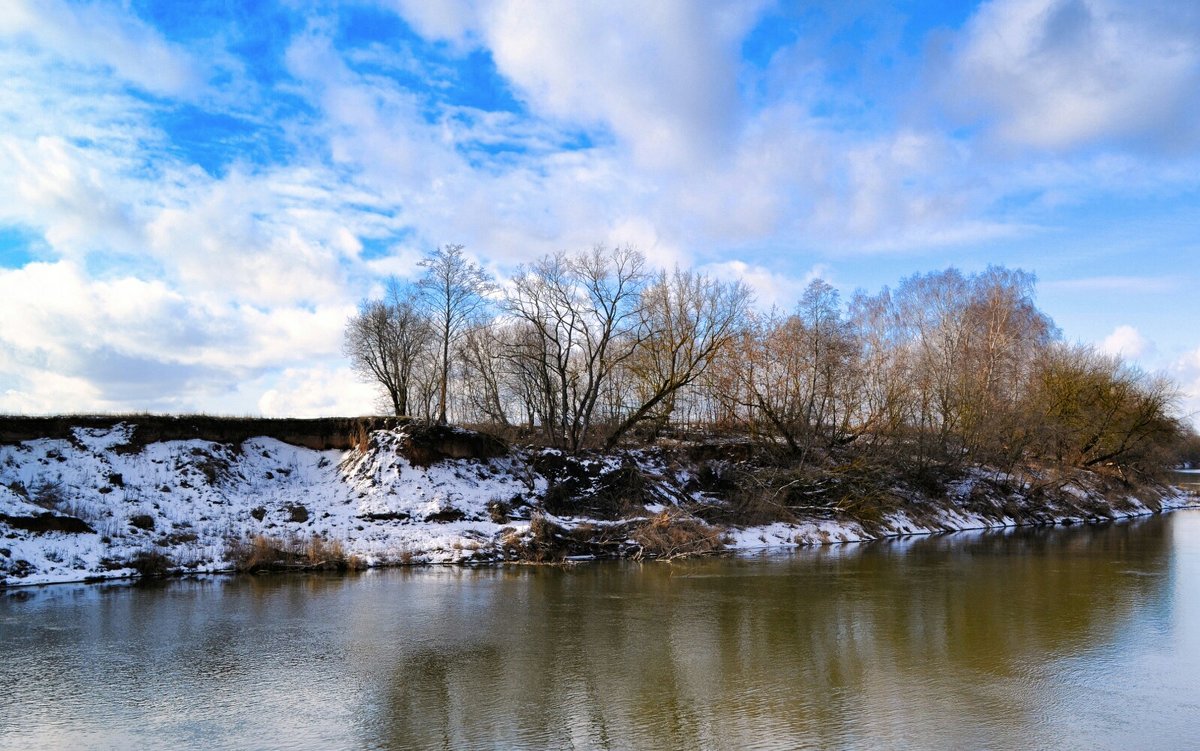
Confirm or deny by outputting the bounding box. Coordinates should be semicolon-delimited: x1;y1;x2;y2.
1100;325;1153;360
1171;347;1200;428
0;135;148;257
700;260;834;312
388;0;766;169
0;261;218;413
944;0;1200;152
290;3;1038;265
481;0;765;169
144;167;382;307
257;364;377;418
0;260;364;414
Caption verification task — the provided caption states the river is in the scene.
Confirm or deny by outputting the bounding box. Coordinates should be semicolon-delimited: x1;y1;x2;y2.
2;507;1199;750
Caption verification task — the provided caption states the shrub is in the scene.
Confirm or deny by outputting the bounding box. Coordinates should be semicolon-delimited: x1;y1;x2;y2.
488;498;511;524
225;535;288;572
304;535;344;565
632;511;724;560
351;422;371;453
128;514;155;530
129;549;173;578
31;479;65;510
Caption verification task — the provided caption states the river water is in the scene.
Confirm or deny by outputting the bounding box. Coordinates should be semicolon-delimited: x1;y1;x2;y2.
3;508;1199;750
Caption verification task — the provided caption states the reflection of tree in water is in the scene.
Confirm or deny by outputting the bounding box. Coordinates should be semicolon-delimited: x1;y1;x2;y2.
367;517;1172;750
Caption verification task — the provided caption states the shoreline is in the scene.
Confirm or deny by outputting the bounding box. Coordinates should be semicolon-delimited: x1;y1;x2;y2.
6;505;1197;591
5;495;1195;591
2;419;1195;588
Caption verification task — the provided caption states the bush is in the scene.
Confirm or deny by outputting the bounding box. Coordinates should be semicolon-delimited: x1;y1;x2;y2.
488;499;511;524
632;511;724;559
31;479;65;510
304;535;352;567
129;549;173;578
128;514;155;530
225;535;287;572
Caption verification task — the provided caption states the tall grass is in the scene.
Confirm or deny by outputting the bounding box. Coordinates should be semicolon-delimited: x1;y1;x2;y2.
224;534;366;573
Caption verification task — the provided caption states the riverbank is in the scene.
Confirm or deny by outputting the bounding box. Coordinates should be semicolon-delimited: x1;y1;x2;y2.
1;418;1195;586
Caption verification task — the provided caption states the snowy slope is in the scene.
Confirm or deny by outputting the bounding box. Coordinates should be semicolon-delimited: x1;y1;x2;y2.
1;423;1194;586
0;424;543;585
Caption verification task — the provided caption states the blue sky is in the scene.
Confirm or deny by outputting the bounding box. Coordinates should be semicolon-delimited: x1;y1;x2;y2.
1;0;1198;420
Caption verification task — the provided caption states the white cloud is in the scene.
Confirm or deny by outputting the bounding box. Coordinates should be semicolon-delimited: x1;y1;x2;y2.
0;260;364;414
257;364;378;418
279;5;1038;268
387;0;767;170
2;1;1199;418
945;0;1200;152
1172;347;1200;428
0;0;201;96
0;261;220;413
0;370;108;415
144;168;377;307
700;260;833;312
483;0;764;169
0;261;192;360
380;0;479;46
1100;324;1152;360
0;135;148;257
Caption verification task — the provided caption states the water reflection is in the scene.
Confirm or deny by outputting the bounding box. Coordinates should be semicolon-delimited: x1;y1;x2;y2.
366;518;1180;750
2;513;1198;751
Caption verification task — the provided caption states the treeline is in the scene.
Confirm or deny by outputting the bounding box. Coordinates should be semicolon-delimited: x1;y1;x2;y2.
345;244;1184;477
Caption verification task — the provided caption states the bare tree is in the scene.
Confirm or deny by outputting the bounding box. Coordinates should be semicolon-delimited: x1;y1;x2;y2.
793;279;859;450
344;252;1185;479
343;282;432;416
418;244;495;424
893;268;972;463
458;320;510;426
1028;344;1182;475
713;280;858;463
847;287;911;454
957;266;1056;463
505;244;647;451
604;267;751;448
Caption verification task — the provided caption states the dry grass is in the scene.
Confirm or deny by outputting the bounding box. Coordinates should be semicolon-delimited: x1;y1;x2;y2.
632;510;725;560
225;533;365;573
351;421;371;453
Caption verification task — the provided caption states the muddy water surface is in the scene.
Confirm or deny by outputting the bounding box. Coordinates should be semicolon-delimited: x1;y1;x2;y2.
3;509;1199;750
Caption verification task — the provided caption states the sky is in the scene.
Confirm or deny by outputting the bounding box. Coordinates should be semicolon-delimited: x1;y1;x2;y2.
1;0;1198;422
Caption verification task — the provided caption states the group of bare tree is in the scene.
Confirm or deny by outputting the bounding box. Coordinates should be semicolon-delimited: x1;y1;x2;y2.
345;245;1185;475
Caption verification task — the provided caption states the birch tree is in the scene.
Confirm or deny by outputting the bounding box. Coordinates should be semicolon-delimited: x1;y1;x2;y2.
418;244;494;424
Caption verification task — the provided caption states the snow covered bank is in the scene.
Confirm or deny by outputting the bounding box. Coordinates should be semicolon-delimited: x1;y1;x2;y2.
1;421;1194;587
